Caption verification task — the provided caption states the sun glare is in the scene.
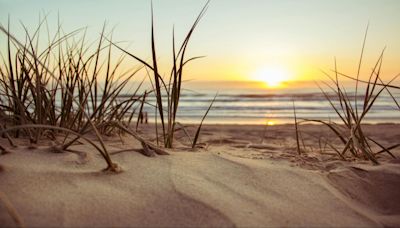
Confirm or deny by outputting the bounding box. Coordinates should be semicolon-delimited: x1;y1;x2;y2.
253;65;291;88
266;120;275;126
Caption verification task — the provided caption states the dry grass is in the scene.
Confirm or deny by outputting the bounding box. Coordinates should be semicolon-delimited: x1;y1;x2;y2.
0;20;146;171
0;191;24;228
297;27;399;164
0;2;212;170
108;1;211;148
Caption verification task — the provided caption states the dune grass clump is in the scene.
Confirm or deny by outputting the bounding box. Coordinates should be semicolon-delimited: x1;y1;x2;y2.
300;28;399;164
0;20;147;170
0;2;213;170
0;18;158;171
109;1;210;148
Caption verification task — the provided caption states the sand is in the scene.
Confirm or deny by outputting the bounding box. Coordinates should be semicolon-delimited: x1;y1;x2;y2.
0;123;399;227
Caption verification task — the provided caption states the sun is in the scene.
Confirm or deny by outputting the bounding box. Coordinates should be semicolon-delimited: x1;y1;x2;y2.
266;120;275;126
253;65;291;88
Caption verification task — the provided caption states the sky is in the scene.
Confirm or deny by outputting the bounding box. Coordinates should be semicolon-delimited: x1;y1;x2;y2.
1;0;400;87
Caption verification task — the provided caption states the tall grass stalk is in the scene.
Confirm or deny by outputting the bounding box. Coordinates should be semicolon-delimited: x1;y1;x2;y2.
108;1;210;148
293;101;301;155
192;93;217;148
301;29;399;164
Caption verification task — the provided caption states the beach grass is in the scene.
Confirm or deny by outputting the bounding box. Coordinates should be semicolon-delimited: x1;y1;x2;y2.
0;20;144;171
298;27;399;164
108;1;210;148
0;2;213;171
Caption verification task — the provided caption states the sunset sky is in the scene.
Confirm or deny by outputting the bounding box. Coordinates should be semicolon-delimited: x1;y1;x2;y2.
1;0;400;87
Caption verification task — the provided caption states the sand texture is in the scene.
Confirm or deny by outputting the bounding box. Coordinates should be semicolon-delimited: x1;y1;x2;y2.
0;124;399;227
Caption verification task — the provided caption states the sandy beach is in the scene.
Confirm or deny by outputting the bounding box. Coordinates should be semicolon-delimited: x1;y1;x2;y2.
1;123;399;227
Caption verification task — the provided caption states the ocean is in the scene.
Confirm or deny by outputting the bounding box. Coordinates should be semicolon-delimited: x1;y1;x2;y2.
130;80;400;125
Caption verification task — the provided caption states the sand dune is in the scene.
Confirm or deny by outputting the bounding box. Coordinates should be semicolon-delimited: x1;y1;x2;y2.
0;124;399;227
327;163;400;227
